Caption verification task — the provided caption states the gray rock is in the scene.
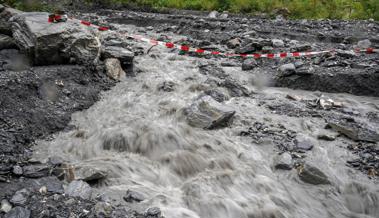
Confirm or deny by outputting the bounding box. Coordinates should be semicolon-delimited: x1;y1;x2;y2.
241;58;258;71
12;166;23;176
220;12;229;19
65;180;92;200
11;12;101;65
298;164;330;185
290;43;312;52
74;166;107;182
336;49;357;58
48;156;64;166
328;121;379;143
273;152;293;170
182;96;235;129
227;38;241;49
295;137;314;151
101;46;134;68
145;207;161;217
272;39;284;48
0;199;12;213
4;207;30;218
0;34;16;49
124;189;145;203
317;134;336;141
357;39;371;49
0;6;21;36
279;63;296;74
105;58;125;80
203;88;230;102
22;164;49;178
31;176;64;194
221;78;250;97
10;189;29;206
208;11;219;18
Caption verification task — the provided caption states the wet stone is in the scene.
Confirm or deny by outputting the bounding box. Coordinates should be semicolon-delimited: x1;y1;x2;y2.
298;164;330;185
278;63;296;76
242;58;258;71
273;152;293;170
183;96;235;129
145;207;161;218
157;81;176;92
74;166;107;182
203;88;230;102
295;137;314;151
317;134;336;141
123;189;145;203
4;207;31;218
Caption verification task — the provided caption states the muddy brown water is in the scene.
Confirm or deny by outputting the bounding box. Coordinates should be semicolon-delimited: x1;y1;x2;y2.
33;24;379;218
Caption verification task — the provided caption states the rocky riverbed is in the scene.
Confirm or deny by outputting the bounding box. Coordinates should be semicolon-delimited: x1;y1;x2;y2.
0;3;379;218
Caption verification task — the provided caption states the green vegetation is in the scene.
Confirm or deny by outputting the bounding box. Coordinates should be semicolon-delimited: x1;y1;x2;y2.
2;0;379;20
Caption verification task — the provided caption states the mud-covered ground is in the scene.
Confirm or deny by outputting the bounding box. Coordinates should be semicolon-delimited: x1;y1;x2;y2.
0;5;379;218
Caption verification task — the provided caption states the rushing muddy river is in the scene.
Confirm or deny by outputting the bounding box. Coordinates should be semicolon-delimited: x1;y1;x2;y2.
33;24;379;218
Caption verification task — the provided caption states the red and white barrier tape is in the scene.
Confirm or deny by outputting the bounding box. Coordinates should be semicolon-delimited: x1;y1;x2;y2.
56;17;378;59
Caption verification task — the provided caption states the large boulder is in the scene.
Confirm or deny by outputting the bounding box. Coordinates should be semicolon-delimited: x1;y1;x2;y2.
11;12;101;65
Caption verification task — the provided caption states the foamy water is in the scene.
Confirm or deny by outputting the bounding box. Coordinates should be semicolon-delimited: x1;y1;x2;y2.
33;26;379;218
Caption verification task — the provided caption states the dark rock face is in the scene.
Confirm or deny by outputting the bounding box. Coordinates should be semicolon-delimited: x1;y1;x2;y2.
11;12;101;65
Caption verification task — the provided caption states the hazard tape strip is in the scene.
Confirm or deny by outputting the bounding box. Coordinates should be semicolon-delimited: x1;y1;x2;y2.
62;17;378;59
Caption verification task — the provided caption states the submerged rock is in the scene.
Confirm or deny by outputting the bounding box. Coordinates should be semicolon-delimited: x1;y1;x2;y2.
11;12;101;65
203;88;230;102
298;164;330;185
182;96;235;129
65;180;92;200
